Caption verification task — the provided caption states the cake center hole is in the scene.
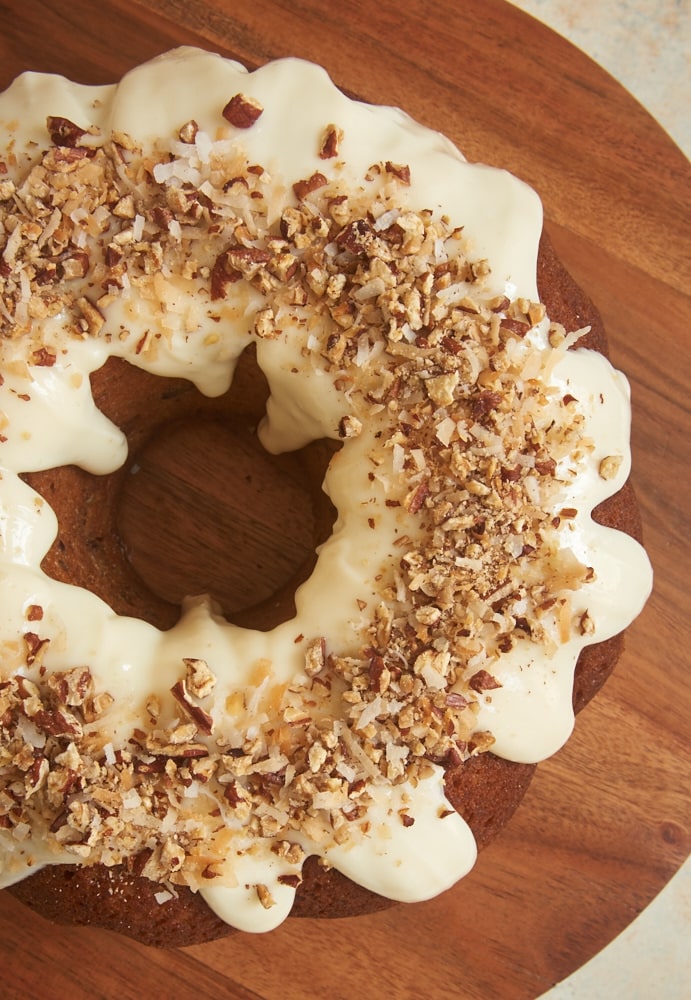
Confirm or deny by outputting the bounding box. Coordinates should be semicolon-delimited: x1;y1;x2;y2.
117;416;337;629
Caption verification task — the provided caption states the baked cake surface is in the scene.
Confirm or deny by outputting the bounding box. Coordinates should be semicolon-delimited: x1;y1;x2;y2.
0;48;652;943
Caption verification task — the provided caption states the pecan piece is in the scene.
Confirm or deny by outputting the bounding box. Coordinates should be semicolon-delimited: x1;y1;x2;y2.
183;658;217;699
338;415;363;439
256;884;275;909
59;251;90;280
75;297;105;336
368;655;391;694
178;119;199;143
254;307;279;339
304;637;326;677
43;146;92;172
535;457;557;476
470;389;503;420
385;161;411;184
151;205;174;230
210;244;271;299
47;667;93;707
222;93;264;128
30;347;57;367
405;482;430;514
293;171;327;201
224;244;272;278
319;124;343;160
46;115;88;148
25;756;50;797
599;455;623;480
223;781;245;807
23;632;49;666
468;669;502;693
33;707;83;739
500;318;530;338
336;219;376;255
277;873;302;888
446;691;469;710
210;254;238;300
170;679;214;735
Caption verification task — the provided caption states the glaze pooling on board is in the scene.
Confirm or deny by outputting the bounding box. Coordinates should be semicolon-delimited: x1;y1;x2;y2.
0;48;652;932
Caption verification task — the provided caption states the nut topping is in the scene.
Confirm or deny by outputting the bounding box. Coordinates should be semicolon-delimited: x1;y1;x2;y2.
319;124;343;159
46;115;88;148
293;171;328;201
599;454;623;480
0;94;604;899
222;93;264;128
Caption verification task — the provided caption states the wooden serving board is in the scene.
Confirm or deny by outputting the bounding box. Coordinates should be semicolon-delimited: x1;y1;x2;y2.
0;2;689;997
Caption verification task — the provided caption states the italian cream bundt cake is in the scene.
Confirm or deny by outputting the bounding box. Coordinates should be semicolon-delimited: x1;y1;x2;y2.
0;48;652;946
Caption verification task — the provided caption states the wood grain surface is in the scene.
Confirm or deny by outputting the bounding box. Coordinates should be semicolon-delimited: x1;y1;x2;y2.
0;1;689;998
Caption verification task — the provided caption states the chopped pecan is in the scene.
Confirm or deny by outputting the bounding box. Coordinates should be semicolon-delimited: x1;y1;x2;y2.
446;691;469;710
292;171;327;201
46;115;88;148
277;873;302;888
499;318;530;338
210;253;238;300
170;679;214;735
222;93;264;128
368;655;391;694
43;146;92;172
32;707;83;739
535;457;557;476
254;307;279;339
468;670;502;693
304;637;326;677
336;218;376;255
338;415;363;439
75;297;105;336
405;482;430;514
470;389;503;420
210;244;271;298
46;667;93;707
385;161;411;184
23;632;50;666
178;119;199;143
319;124;343;159
222;780;246;807
30;347;57;367
256;884;275;909
59;251;90;280
183;658;216;699
598;455;623;480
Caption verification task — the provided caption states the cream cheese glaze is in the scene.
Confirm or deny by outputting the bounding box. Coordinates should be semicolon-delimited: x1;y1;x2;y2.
0;48;652;933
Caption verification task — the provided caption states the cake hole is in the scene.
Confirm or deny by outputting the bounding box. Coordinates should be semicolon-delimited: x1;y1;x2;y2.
23;350;338;634
117;415;337;629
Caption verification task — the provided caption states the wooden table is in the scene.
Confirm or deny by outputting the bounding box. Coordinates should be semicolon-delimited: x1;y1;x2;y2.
0;1;689;997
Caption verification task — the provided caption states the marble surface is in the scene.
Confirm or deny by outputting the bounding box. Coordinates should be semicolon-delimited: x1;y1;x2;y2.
508;4;690;997
540;859;691;998
510;0;690;159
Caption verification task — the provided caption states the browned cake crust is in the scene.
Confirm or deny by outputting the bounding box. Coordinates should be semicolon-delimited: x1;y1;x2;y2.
7;230;643;947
